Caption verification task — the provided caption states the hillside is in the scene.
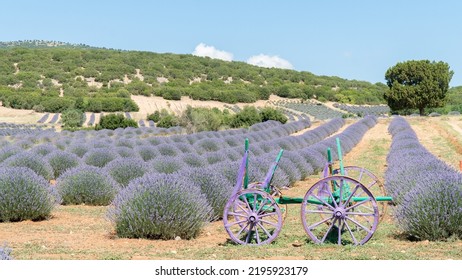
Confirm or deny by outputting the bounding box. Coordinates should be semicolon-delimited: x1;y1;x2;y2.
0;40;388;116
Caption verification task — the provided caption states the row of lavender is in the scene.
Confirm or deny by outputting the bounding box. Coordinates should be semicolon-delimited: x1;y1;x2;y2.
0;116;377;240
0;119;312;222
385;116;462;241
108;116;378;239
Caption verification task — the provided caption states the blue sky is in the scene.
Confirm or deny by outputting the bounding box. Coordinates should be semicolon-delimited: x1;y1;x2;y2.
2;0;462;86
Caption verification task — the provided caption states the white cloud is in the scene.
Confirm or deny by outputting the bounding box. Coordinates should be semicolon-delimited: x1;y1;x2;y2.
192;43;233;61
246;54;294;69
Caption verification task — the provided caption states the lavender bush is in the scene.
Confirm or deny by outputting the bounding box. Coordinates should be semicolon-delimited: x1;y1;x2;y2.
56;166;119;205
67;143;89;158
104;158;149;188
45;150;82;179
0;243;13;260
149;156;185;174
108;173;212;240
0;167;59;222
83;148;119;168
386;116;462;240
183;167;233;220
0;146;22;163
2;152;54;180
135;145;160;161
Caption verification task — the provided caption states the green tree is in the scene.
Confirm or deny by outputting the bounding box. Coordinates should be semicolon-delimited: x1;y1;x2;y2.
96;113;138;130
230;106;262;128
61;109;84;128
259;107;288;124
384;60;453;115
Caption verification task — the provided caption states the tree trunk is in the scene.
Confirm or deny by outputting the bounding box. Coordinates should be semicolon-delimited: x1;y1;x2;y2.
419;107;425;116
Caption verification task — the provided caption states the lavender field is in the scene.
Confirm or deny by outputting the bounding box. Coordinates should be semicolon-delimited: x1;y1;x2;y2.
1;115;462;259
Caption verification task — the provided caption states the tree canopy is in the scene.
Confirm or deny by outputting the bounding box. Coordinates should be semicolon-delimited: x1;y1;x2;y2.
384;60;453;115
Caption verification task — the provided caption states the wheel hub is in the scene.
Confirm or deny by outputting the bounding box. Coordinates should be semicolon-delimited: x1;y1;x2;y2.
334;207;346;219
248;213;259;223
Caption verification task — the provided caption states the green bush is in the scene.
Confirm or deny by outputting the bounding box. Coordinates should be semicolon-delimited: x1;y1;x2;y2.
259;107;288;124
61;109;84;128
147;111;160;122
40;97;74;113
230;106;262;128
96;113;139;130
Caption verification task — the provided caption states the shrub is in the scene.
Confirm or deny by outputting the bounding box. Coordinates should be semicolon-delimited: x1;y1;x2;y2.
83;148;119;167
394;172;462;241
259;107;288;124
149;156;185;174
0;167;59;222
0;244;13;260
147;111;160;123
181;153;207;168
0;146;23;163
66;143;89;158
96;113;139;130
61;109;84;128
56;166;119;205
184;167;233;220
45;150;82;179
104;158;149;188
2;152;54;180
135;145;160;161
230;106;262;128
108;173;212;240
156;143;180;157
30;144;57;156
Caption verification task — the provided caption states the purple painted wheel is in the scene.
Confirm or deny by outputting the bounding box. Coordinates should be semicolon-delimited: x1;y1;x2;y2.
223;189;282;245
247;182;288;221
301;175;379;245
333;166;387;222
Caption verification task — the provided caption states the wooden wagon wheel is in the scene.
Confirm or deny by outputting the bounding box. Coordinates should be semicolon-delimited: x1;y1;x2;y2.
332;166;387;222
223;189;282;245
301;176;379;245
247;182;288;222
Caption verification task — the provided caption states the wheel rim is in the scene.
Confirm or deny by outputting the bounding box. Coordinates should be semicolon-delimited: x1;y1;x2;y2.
333;166;387;222
223;189;282;245
301;176;379;245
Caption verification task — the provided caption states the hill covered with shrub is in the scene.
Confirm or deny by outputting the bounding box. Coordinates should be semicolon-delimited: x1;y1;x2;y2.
0;40;388;113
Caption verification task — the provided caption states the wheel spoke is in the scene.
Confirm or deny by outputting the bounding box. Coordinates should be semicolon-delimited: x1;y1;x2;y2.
343;185;360;207
255;225;261;244
245;223;254;243
257;222;272;239
345;216;373;234
305;210;335;215
227;212;248;218
344;219;359;245
346;212;375;217
309;193;335;211
236;221;250;238
337;219;342;245
259;211;280;218
260;219;279;227
225;219;247;227
321;217;337;243
241;195;251;212
345;198;371;211
307;216;334;230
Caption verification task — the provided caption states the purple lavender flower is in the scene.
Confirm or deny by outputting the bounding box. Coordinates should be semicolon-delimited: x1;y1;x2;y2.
56;166;119;205
0;167;59;222
108;173;212;240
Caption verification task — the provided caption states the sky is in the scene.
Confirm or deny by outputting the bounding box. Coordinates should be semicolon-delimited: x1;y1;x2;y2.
2;0;462;86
